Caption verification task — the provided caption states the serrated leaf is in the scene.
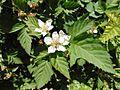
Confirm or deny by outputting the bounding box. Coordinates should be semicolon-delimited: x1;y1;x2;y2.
55;6;64;17
36;51;48;59
24;16;38;31
100;13;120;43
9;23;25;33
50;56;70;79
94;0;104;14
7;53;23;64
31;60;53;88
24;16;41;37
106;0;118;9
13;0;28;11
35;51;48;63
17;28;32;55
69;80;92;90
86;2;94;12
100;24;120;43
64;1;79;10
69;38;114;73
66;15;94;40
22;82;36;90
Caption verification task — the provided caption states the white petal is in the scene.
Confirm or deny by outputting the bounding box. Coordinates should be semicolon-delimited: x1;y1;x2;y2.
46;19;52;26
59;37;65;44
93;29;98;33
59;30;71;40
52;31;59;40
59;30;65;36
38;19;44;27
48;25;54;31
34;28;42;32
41;31;47;36
48;46;56;53
63;41;69;45
57;45;66;52
44;37;52;45
64;35;70;41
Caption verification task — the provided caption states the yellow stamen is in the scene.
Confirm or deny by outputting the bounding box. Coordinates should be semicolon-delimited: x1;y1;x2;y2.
41;24;48;32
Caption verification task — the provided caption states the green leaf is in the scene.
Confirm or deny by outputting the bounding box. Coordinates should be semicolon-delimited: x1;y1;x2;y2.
64;1;80;10
7;53;23;64
69;38;114;73
66;15;94;40
12;57;23;64
81;0;91;3
13;0;28;11
100;24;120;43
50;56;70;79
9;23;25;33
24;16;38;31
21;82;36;90
17;28;32;55
100;12;120;43
24;16;41;37
0;0;6;13
94;0;104;14
98;78;103;89
77;58;86;66
89;11;101;18
55;6;64;17
115;81;120;90
69;80;92;90
35;51;48;63
116;46;120;66
106;0;118;9
86;2;94;12
29;60;53;88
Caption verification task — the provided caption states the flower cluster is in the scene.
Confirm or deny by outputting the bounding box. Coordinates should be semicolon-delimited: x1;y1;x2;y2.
35;19;70;53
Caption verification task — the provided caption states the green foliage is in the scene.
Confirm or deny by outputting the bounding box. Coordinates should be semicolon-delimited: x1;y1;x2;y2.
12;0;28;11
17;28;32;55
85;0;105;18
100;12;120;43
7;53;23;64
69;38;114;73
0;0;6;13
64;1;80;10
9;23;25;33
28;60;53;88
66;15;94;40
69;80;92;90
106;0;119;9
24;16;38;31
50;56;70;79
0;0;120;90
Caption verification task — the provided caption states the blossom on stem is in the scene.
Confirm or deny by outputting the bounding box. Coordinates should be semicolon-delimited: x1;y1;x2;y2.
44;30;70;53
35;19;54;36
90;27;98;34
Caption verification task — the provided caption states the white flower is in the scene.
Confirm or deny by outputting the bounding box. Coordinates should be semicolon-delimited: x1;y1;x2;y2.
90;28;98;34
44;30;70;53
35;19;54;36
92;29;98;33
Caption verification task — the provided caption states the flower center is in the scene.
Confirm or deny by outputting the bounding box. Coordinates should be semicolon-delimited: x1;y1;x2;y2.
41;24;48;32
51;40;60;47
